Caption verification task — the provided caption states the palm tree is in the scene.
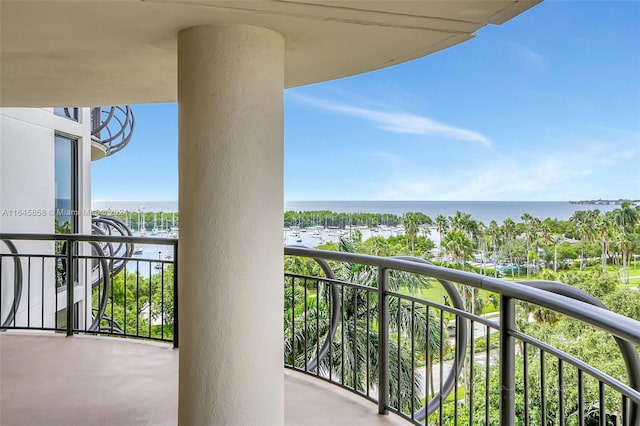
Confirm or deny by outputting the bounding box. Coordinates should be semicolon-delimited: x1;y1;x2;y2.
502;218;517;278
403;212;420;255
616;232;637;284
521;213;531;276
521;213;539;277
569;210;586;229
473;221;487;274
634;206;640;234
435;214;449;257
441;229;476;317
442;229;473;270
571;210;596;270
612;203;640;282
551;234;566;273
615;202;639;234
284;237;446;413
450;211;473;237
486;220;501;277
529;216;542;274
536;221;554;271
595;213;615;272
439;227;476;405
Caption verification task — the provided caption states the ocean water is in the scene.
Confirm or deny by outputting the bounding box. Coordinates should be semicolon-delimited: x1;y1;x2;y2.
93;200;619;224
92;200;179;213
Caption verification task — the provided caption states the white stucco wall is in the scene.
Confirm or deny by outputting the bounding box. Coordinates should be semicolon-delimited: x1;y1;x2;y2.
0;107;92;328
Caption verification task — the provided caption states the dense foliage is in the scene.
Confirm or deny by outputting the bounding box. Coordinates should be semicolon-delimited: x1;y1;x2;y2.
95;265;174;340
282;203;639;424
97;203;639;423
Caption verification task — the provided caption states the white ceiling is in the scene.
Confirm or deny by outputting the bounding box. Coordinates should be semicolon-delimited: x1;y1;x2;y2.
0;0;540;107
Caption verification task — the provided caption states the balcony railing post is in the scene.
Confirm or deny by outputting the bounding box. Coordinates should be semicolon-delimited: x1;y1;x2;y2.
172;239;179;349
378;267;389;415
500;295;516;425
66;237;75;336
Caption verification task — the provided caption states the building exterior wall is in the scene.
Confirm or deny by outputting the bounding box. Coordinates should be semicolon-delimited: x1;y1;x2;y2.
0;107;92;328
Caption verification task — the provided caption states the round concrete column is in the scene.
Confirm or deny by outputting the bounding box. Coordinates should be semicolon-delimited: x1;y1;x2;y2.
177;25;284;426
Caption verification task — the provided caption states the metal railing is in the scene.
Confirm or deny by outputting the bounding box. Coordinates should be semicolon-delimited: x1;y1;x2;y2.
57;105;135;156
0;232;178;347
91;106;135;156
284;246;640;426
2;233;639;425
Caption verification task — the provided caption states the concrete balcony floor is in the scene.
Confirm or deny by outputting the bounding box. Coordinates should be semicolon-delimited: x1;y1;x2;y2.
0;332;406;426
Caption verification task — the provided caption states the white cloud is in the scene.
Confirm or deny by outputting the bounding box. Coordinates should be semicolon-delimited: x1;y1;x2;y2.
510;43;546;72
369;141;639;201
288;93;491;147
367;151;408;166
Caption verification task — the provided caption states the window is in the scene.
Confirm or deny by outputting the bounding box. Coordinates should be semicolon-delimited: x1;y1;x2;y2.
53;107;79;121
54;134;78;289
54;134;78;233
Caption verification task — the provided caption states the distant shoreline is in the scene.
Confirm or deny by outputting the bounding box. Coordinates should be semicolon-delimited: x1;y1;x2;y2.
92;200;622;224
569;199;639;206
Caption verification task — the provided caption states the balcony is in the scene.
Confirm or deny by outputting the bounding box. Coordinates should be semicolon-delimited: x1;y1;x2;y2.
1;231;639;425
54;106;134;160
0;333;406;426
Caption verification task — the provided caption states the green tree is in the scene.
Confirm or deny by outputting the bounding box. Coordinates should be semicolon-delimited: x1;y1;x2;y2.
284;237;446;414
486;220;501;277
521;213;534;277
570;210;597;270
604;288;640;321
615;202;639;234
94;271;150;335
450;211;473;236
434;214;449;259
442;229;473;270
595;213;615;272
616;232;637;284
403;212;420;255
93;267;175;339
502;218;517;278
556;242;578;264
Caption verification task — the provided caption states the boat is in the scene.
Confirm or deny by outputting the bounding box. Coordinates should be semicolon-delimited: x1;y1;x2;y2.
133;246;143;255
150;213;159;235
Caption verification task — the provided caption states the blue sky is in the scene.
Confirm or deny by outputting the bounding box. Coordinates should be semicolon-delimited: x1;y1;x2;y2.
92;1;640;202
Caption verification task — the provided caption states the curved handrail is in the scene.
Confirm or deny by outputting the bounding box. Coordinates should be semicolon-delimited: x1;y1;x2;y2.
91;308;124;334
284;245;640;424
521;280;640;424
86;241;111;332
91;105;134;157
285;249;469;420
285;246;341;373
391;256;468;420
0;239;23;328
285;246;640;345
1;216;134;332
91;215;134;278
285;249;471;420
63;105;135;158
88;215;135;330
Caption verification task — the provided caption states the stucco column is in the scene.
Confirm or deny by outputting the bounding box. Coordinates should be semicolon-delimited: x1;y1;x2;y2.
177;25;284;426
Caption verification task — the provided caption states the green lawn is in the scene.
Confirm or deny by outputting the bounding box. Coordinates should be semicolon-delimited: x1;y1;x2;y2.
398;284;500;315
496;262;640;287
293;261;640;314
